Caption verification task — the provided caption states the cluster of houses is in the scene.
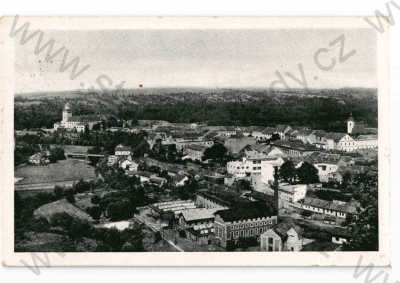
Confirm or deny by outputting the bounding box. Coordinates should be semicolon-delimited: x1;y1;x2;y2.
144;182;355;251
46;105;376;251
28;150;50;165
93;113;373;251
107;144;139;171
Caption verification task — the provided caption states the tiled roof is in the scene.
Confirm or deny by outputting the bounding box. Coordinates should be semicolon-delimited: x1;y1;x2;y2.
216;202;275;222
302;197;357;214
262;127;276;134
68;114;101;122
115;144;132;152
355;134;377;141
180;208;219;222
271;140;319;151
272;221;303;240
323;132;347;142
186;144;207;151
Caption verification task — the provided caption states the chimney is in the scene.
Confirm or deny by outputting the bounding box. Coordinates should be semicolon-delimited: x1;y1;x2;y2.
272;166;280;220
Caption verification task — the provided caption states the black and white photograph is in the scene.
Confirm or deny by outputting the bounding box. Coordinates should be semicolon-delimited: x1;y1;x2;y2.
0;16;390;267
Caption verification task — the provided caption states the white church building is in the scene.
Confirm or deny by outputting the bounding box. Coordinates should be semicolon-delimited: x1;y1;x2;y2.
53;103;101;133
343;114;378;152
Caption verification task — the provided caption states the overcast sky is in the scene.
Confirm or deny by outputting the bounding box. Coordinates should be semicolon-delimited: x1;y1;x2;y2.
15;29;377;93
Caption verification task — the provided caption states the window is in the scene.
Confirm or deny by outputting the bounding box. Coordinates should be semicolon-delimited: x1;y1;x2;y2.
268;237;274;251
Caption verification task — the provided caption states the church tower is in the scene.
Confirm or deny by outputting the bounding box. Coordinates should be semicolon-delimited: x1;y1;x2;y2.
62;103;72;123
347;113;355;134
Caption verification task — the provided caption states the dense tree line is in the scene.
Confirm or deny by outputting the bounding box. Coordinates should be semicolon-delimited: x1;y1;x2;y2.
15;130;150;157
15;89;377;132
118;98;376;132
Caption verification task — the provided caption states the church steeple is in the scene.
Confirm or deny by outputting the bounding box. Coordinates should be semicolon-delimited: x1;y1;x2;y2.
347;113;355;134
62;103;72;122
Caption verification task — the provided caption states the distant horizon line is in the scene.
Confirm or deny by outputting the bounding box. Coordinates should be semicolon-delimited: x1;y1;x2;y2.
15;86;377;96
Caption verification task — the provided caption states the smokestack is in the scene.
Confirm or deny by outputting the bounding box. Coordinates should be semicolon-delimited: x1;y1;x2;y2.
273;166;280;220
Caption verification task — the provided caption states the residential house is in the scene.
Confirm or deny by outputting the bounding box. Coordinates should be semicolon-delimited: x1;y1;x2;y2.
293;129;316;144
107;155;119;166
301;153;342;183
172;174;189;187
115;144;132;156
275;124;292;140
278;184;307;204
224;136;257;157
252;127;275;142
226;156;283;184
175;139;214;151
178;208;219;228
28;151;50;165
187;223;214;246
119;158;139;172
241;143;271;158
150;176;168;187
183;144;207;161
260;222;303;251
353;134;378;150
217;126;237;138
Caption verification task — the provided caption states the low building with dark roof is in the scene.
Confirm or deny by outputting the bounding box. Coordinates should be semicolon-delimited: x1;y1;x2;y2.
178;208;220;228
195;190;232;210
270;140;319;157
298;197;358;219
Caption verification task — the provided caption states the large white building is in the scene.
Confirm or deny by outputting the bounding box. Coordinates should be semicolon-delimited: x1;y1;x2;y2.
54;103;101;133
278;184;307;203
227;156;284;184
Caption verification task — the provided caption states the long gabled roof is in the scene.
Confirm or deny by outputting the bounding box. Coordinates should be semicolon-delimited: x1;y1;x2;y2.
115;144;132;152
323;132;348;143
216;201;275;222
180;208;219;222
302;197;357;214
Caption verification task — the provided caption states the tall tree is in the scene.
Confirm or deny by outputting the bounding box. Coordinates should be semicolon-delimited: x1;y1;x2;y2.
203;143;227;162
296;161;319;184
279;160;296;183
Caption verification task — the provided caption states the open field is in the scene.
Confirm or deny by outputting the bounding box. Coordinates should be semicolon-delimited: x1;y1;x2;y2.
15;159;96;186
